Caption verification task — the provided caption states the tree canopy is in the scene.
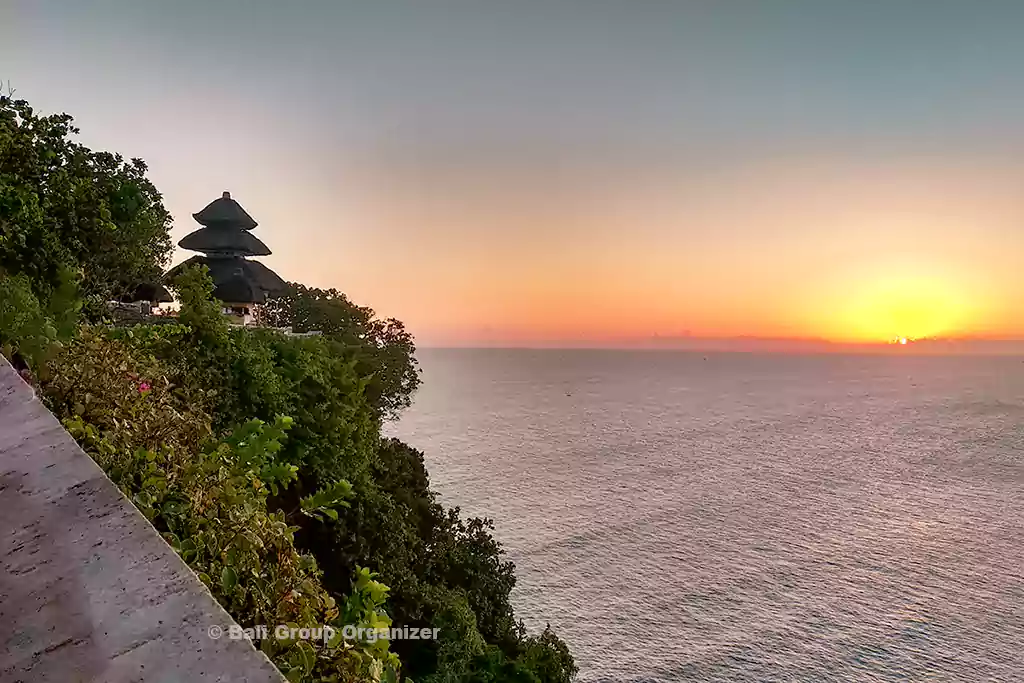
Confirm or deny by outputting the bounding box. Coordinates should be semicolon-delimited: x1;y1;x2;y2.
257;283;421;419
0;93;172;311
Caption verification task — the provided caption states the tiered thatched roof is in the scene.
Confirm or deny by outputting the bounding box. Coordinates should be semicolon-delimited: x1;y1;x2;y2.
165;191;285;304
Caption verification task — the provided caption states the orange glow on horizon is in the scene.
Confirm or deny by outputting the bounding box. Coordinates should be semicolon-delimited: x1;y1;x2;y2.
242;159;1024;348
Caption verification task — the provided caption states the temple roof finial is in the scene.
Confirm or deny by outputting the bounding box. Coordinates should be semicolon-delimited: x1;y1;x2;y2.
191;191;258;231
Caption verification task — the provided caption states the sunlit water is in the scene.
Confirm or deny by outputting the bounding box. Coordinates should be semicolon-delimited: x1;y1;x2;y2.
386;350;1024;682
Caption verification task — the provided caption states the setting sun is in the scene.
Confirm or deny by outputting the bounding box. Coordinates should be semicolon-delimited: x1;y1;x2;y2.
823;266;979;343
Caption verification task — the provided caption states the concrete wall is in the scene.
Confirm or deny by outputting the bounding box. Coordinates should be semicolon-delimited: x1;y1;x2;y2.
0;358;285;683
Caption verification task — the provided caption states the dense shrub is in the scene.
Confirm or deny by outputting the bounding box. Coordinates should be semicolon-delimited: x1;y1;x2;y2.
42;328;400;682
157;267;383;489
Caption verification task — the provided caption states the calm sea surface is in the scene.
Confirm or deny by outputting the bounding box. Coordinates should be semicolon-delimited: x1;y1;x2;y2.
386;349;1024;682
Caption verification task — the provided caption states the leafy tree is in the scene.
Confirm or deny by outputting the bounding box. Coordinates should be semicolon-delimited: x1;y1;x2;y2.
256;283;421;418
0;93;172;312
162;269;383;489
172;264;229;346
516;628;576;683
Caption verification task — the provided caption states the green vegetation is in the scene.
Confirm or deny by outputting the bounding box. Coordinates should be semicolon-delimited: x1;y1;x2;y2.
0;92;172;313
257;283;421;420
0;93;576;682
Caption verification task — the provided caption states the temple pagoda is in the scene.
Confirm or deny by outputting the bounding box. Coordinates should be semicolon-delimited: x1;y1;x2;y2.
166;191;286;324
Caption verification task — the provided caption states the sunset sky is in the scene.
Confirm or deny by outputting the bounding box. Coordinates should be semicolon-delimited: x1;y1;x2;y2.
6;1;1024;346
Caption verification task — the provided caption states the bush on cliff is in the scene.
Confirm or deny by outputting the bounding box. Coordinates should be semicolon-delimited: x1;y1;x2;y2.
0;267;80;372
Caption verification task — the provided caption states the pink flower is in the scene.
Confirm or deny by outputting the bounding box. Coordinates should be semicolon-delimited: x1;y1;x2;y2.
138;382;151;393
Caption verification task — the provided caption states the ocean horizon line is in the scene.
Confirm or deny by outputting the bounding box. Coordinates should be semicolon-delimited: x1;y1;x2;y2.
418;337;1024;355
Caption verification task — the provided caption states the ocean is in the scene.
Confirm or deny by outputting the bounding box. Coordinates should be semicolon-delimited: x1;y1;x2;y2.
386;349;1024;682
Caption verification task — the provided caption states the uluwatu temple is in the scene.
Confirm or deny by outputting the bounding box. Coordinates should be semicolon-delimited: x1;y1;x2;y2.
162;191;288;325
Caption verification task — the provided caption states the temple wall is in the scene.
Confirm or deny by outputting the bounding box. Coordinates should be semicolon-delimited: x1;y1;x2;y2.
0;357;285;682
